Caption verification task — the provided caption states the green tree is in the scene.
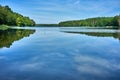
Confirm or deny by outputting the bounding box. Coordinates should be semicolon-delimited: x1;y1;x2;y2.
0;5;36;26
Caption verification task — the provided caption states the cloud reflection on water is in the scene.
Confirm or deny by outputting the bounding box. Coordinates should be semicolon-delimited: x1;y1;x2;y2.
74;54;120;78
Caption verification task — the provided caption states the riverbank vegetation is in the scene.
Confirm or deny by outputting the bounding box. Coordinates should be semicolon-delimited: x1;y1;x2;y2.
0;25;9;30
36;15;120;28
36;24;59;27
0;5;120;28
0;5;35;27
59;15;120;28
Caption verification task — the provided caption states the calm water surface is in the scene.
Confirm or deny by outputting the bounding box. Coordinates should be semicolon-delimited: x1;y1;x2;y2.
0;27;120;80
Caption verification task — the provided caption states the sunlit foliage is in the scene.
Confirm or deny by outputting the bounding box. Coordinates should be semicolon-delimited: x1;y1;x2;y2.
0;5;35;26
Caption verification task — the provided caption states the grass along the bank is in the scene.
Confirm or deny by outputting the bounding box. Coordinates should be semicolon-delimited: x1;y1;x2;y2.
0;25;10;30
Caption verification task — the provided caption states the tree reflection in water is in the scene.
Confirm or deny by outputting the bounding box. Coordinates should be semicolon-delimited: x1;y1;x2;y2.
64;31;120;40
0;29;35;48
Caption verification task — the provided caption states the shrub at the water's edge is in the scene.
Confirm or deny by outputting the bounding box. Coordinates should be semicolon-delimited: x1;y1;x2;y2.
0;25;10;30
0;5;35;27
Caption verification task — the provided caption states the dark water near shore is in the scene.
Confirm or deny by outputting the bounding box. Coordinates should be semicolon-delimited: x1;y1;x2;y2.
0;27;120;80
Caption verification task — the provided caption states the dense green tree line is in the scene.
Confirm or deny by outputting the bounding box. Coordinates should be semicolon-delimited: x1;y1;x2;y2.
59;15;120;28
0;5;35;26
36;24;59;27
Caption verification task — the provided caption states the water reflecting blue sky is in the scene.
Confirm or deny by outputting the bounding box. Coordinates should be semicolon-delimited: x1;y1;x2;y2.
0;27;120;80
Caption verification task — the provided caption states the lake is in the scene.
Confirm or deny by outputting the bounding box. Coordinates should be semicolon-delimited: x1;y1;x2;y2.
0;27;120;80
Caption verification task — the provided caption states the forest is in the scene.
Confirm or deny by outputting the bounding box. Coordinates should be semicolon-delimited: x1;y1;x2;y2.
59;15;120;28
1;5;120;28
36;24;59;27
37;15;120;28
0;5;35;26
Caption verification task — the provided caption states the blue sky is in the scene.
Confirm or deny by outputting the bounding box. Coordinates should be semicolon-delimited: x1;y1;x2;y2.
0;0;120;24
